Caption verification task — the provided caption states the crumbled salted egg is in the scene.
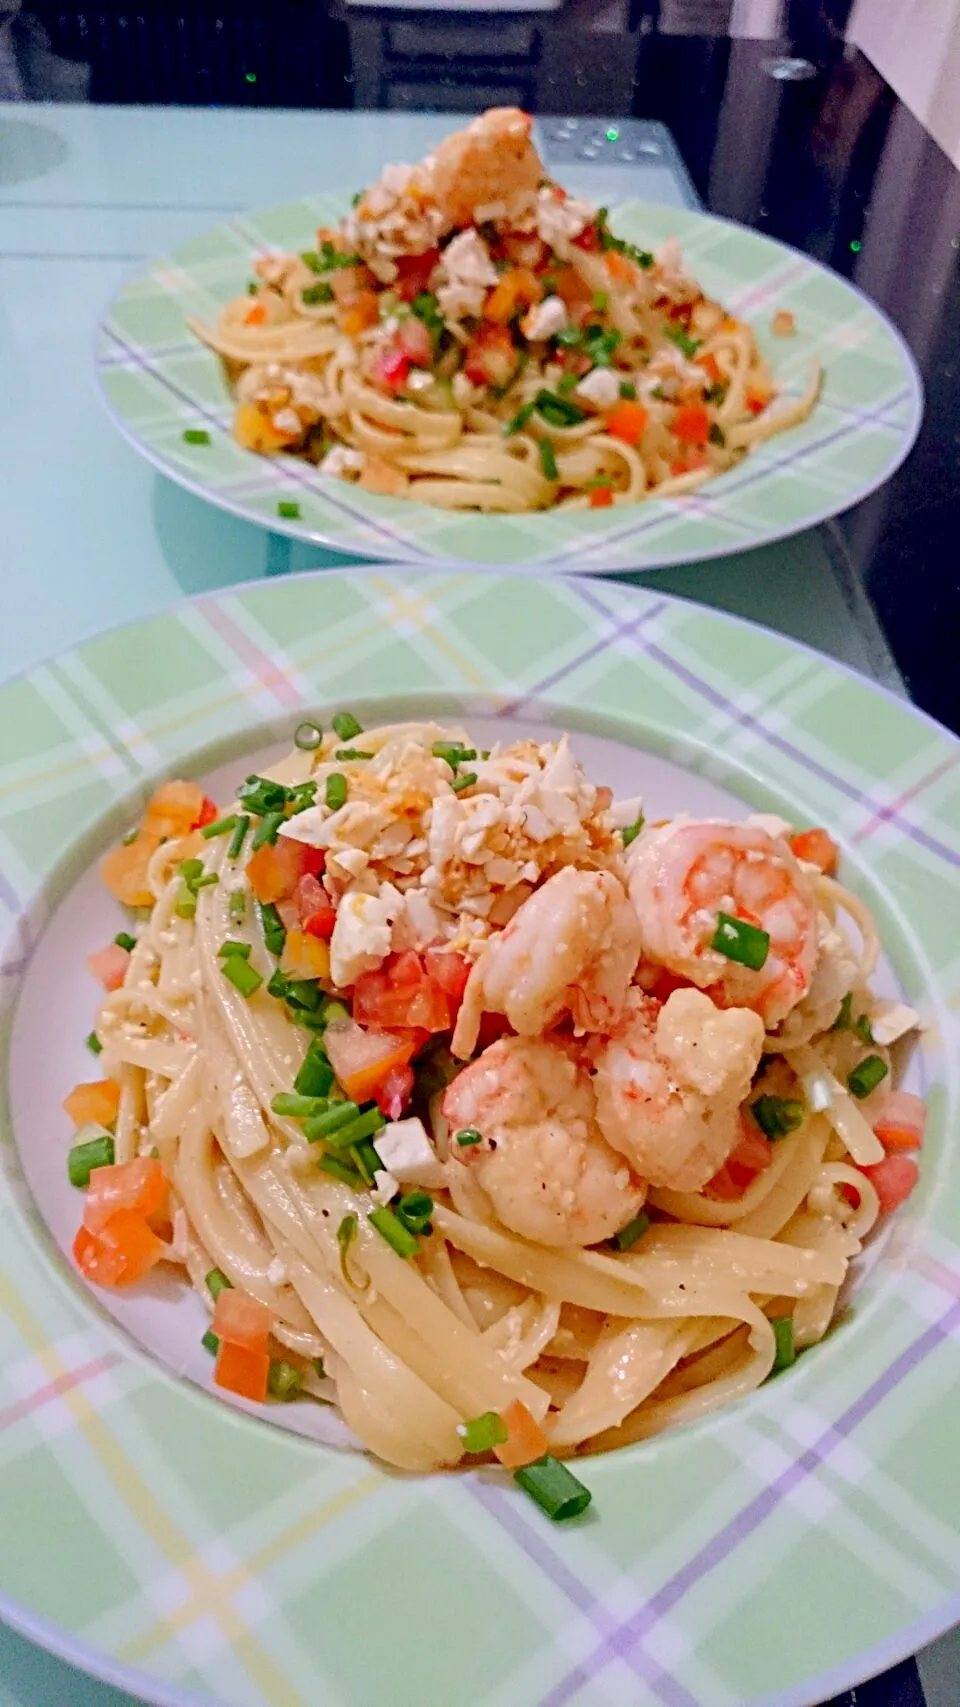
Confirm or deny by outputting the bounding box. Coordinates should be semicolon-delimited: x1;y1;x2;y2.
521;295;568;342
747;813;795;841
407;369;435;393
435;229;499;321
273;407;301;437
869;1001;922;1045
330;890;395;987
452;371;475;406
536;187;594;251
371;1168;399;1207
373;1117;445;1188
320;445;365;478
609;794;644;829
575;366;621;409
280;798;390;852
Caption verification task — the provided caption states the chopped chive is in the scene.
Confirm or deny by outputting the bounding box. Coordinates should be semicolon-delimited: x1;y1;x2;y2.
114;931;137;952
504;400;536;436
220;955;263;997
251;810;284;850
174;881;197;920
832;992;853;1031
704;381;727;405
711;912;770;971
122;826;139;846
538;438;559;481
855;1012;875;1045
206;1267;232;1300
283;977;321;1012
557;372;578;396
770;1316;796;1374
666;325;701;358
268;1360;304;1400
217;939;251;959
271;1092;329;1119
452;772;477;794
227;815;251;860
337;1213;364;1288
612;1211;650;1251
325;773;347;811
258;901;287;957
85;1030;103;1055
514;1456;592;1522
350;1140;377;1185
294;1041;334;1099
67;1131;115;1188
458;1411;508;1453
313;1355;326;1378
229;889;246;922
432;741;477;769
294;720;323;751
621;812;645;848
237;774;289;817
200;815;237;841
325;1107;386;1151
455;1127;483;1147
202;1329;220;1355
847;1055;888;1100
592;289;609;311
396;1191;433;1235
193;873;219;893
322;999;350;1027
619;380;637;400
304;1101;360;1142
302;280;333;306
277;500;301;520
534;388;587;427
335;747;374;761
332;711;363;742
319;1153;363;1186
708;422;726;447
178;858;203;882
183;428;211;445
368;1206;420;1258
751;1095;804;1140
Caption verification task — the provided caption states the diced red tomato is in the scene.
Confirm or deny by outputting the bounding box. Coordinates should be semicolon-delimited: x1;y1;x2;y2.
861;1153;920;1214
353;950;453;1033
213;1288;273;1353
323;1017;416;1106
704;1120;773;1201
87;942;131;991
84;1158;166;1236
463;324;518;389
572;221;602;252
246;837;325;905
193;796;219;829
244;303;266;327
395;315;433;366
672;402;710;446
371;347;411;395
493;1400;550;1468
873;1091;927;1153
64;1078;122;1130
214;1340;270;1404
375;1063;415;1121
589;485;614;509
73;1210;165;1288
423;946;471;1001
295;874;336;940
393;248;440;302
789;828;839;876
746;387;771;416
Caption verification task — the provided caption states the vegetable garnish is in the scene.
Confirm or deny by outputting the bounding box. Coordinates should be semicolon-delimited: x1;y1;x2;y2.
277;501;301;520
183;428;211;445
271;1092;328;1119
229;889;246;922
217;940;251;960
458;1411;508;1453
294;1040;335;1098
200;815;238;841
369;1206;420;1258
621;812;645;848
206;1267;232;1300
236;774;289;817
325;773;347;811
67;1130;115;1188
301;281;333;306
503;400;536;436
202;1330;220;1356
619;380;637;400
85;1030;103;1056
494;1399;549;1468
220;955;263;997
534;389;587;428
320;1154;363;1187
832;992;853;1031
770;1316;796;1374
514;1456;593;1522
539;439;559;480
113;931;137;952
228;815;251;860
325;1107;386;1151
395;1191;434;1236
294;720;323;751
856;1013;875;1045
303;1101;360;1142
335;748;374;761
337;1213;366;1289
751;1095;804;1141
432;741;477;770
708;423;726;447
251;809;285;850
711;912;771;970
332;711;363;742
452;772;478;794
454;1127;483;1147
666;325;702;358
268;1361;304;1401
848;1056;889;1100
259;901;287;957
612;1212;650;1251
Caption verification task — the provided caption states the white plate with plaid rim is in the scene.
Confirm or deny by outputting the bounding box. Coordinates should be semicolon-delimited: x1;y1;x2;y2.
1;569;959;1707
97;198;923;572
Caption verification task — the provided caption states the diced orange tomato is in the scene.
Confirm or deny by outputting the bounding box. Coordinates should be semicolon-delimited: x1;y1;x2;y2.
330;263;376;306
84;1158;166;1236
552;265;594;317
499;231;547;269
493;1400;550;1469
861;1153;919;1214
484;266;541;326
604;250;636;285
606;400;649;447
873;1091;927;1153
142;779;206;839
100;834;162;908
64;1078;122;1130
704;1121;773;1201
789;828;839;876
672;402;710;446
323;1018;417;1106
246;838;325;905
746;387;771;416
295;874;336;940
695;351;723;385
193;795;220;830
463;324;518;389
87;942;130;991
589;485;614;509
214;1339;271;1404
340;291;379;337
73;1209;165;1288
233;402;299;454
244;303;266;326
280;928;330;982
213;1287;273;1352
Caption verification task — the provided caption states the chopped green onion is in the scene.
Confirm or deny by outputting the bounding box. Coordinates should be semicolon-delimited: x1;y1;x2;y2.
322;999;350;1027
455;1127;483;1147
319;1153;363;1187
178;858;203;882
332;711;363;742
301;249;324;272
335;748;374;761
301;280;333;305
271;1092;329;1119
770;1316;796;1374
237;775;289;817
458;1411;508;1453
258;902;287;957
218;940;251;962
555;326;583;350
751;1095;804;1141
220;955;263;997
313;1355;326;1378
174;881;197;920
368;1206;420;1258
348;1139;377;1186
294;720;323;751
855;1013;875;1045
279;976;321;1012
304;1101;360;1143
619;380;637;400
432;741;477;769
704;381;727;405
85;1030;103;1055
666;325;702;358
183;428;210;445
539;439;558;480
326;1107;386;1151
251;810;284;850
832;992;853;1032
337;1213;366;1289
325;773;347;811
708;423;726;448
122;826;139;845
277;501;301;520
513;1456;592;1522
504;400;536;436
206;1267;232;1300
711;912;770;971
113;931;136;952
847;1055;888;1100
592;289;609;312
200;815;237;841
294;1041;334;1099
287;779;318;815
268;1360;304;1400
246;280;258;296
228;815;251;860
534;388;587;428
229;889;246;923
557;372;579;396
193;873;219;892
581;324;621;367
67;1130;115;1188
621;812;645;848
396;1191;434;1235
612;1211;650;1251
452;772;478;794
202;1329;220;1355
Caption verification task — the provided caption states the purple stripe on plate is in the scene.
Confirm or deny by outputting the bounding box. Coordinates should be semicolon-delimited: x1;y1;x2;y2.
853;753;960;844
540;1297;960;1707
497;597;669;715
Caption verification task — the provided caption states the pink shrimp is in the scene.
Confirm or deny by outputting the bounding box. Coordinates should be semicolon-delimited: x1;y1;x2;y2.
428;108;541;227
627;819;819;1026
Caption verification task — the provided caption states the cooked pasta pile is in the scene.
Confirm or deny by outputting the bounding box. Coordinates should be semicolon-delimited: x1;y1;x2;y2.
187;108;821;516
67;719;924;1513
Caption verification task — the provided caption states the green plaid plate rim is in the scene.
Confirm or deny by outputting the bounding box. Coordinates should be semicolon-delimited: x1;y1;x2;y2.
1;569;958;1707
97;197;923;572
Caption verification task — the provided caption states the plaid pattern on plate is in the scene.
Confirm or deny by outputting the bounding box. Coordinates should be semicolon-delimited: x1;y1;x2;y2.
0;571;957;1707
97;200;923;572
